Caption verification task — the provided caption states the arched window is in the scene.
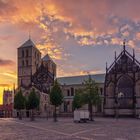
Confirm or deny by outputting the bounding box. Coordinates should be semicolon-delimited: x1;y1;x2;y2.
100;88;103;95
26;60;28;66
22;50;24;57
67;89;70;96
117;75;133;108
26;50;29;57
107;82;114;96
71;87;74;96
22;60;24;66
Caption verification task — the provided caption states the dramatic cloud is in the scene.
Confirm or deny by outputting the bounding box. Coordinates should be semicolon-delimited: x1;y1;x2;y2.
1;0;140;91
0;83;10;87
0;58;14;66
1;72;16;79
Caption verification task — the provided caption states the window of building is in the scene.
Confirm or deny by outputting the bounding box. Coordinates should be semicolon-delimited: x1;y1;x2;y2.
38;53;40;60
71;87;74;96
100;88;103;95
67;89;70;96
22;50;24;57
26;50;29;57
22;60;24;66
36;64;38;68
64;102;68;112
26;60;28;66
20;79;22;85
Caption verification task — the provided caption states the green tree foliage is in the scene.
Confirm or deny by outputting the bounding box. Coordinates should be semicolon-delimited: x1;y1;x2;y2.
72;89;83;110
14;89;25;120
82;76;101;121
27;88;40;121
25;96;30;110
50;80;63;122
28;88;40;110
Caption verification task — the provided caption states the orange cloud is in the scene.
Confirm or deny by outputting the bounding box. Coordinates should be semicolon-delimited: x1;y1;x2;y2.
0;58;15;66
0;84;10;87
57;67;104;77
1;72;17;79
0;0;140;86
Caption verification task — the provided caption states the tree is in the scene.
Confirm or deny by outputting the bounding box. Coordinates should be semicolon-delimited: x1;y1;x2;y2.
82;76;101;121
50;80;63;122
14;89;25;120
72;89;83;110
27;88;40;121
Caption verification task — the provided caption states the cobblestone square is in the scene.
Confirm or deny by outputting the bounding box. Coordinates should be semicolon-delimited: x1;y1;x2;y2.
0;117;140;140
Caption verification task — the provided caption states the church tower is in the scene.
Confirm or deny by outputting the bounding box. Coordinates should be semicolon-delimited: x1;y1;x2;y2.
17;39;41;88
42;54;56;78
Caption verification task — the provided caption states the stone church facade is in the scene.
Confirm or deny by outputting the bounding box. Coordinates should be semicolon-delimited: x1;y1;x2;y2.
15;39;140;117
16;38;56;117
58;42;140;117
104;42;140;117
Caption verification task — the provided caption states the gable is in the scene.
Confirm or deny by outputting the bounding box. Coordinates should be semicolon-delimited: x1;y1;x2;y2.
32;63;54;93
107;50;140;74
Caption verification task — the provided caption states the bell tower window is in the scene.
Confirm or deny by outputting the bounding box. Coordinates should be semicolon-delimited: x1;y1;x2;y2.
26;60;28;66
22;60;24;66
22;50;24;57
26;50;29;57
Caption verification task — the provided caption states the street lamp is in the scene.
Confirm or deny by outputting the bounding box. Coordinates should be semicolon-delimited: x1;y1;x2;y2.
115;92;124;119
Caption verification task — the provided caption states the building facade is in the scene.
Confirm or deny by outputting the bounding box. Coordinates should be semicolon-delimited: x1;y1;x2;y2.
0;89;14;117
104;42;140;117
16;38;56;117
57;74;105;115
58;42;140;117
18;39;41;88
16;39;140;117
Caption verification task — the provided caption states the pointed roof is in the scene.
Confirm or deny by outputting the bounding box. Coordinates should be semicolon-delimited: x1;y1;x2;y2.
42;54;54;63
107;43;140;73
19;39;36;48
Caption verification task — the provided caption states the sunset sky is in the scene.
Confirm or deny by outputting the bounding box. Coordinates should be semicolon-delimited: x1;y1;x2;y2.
1;0;140;104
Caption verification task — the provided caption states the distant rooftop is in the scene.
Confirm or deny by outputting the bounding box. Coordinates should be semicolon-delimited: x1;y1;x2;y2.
57;73;105;85
19;39;36;48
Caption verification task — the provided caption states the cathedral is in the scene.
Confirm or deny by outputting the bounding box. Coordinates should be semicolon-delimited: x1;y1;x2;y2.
17;38;56;116
104;41;140;117
58;41;140;118
15;38;140;118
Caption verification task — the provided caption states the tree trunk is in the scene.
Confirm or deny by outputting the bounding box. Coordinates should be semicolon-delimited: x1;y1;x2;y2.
88;103;94;121
18;110;22;120
30;109;35;121
54;106;57;122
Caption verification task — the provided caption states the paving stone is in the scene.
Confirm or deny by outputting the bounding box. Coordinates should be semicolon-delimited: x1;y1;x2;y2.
0;118;139;140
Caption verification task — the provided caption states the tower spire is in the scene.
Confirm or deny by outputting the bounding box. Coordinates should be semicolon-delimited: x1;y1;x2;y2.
133;49;135;62
115;51;117;60
106;62;108;72
133;49;135;58
123;39;126;51
29;30;31;39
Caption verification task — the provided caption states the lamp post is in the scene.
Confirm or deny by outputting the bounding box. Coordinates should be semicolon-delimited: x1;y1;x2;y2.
115;92;124;119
